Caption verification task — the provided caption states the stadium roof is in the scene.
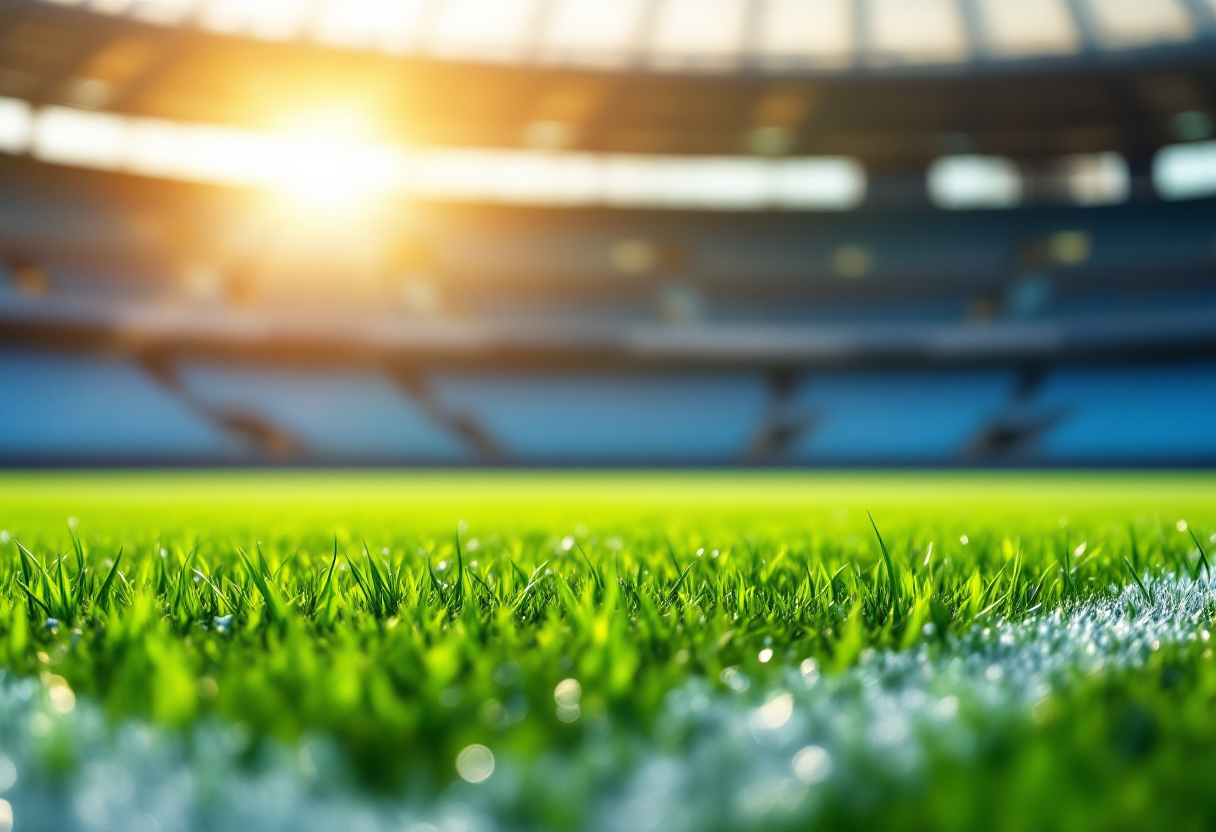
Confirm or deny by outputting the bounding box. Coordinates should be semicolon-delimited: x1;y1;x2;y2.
27;0;1216;73
0;0;1212;172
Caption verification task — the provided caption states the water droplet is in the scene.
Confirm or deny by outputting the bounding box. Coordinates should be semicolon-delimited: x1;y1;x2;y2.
455;744;494;783
753;692;793;730
554;678;582;708
792;745;833;784
47;684;74;715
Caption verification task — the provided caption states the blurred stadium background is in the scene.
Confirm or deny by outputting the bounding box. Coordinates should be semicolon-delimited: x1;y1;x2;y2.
0;0;1214;466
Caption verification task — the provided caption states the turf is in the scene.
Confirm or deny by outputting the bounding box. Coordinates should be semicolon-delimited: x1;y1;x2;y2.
0;471;1214;831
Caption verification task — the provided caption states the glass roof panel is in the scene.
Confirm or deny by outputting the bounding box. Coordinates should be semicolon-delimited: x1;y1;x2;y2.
537;0;649;66
198;0;312;40
426;0;543;60
33;0;1216;69
756;0;854;67
1087;0;1193;49
128;0;196;24
648;0;749;66
978;0;1079;57
88;0;137;13
868;0;969;64
310;0;430;51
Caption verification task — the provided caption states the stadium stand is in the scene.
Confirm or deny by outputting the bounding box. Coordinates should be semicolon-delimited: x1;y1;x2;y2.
174;362;470;461
0;349;234;462
791;370;1016;463
428;372;769;462
1035;363;1216;462
0;0;1213;466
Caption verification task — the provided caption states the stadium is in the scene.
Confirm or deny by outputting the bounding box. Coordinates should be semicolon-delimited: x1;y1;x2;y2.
0;0;1214;830
1;0;1214;465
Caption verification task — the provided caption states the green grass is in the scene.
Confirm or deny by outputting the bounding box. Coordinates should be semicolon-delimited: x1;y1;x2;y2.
0;470;1215;830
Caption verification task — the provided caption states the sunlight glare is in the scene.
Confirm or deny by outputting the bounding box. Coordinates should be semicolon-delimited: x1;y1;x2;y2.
265;111;404;215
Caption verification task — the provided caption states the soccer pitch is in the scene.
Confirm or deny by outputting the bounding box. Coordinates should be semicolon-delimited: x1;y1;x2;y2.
0;471;1214;831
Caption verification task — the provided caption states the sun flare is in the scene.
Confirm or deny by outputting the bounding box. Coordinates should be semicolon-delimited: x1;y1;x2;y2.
264;111;404;216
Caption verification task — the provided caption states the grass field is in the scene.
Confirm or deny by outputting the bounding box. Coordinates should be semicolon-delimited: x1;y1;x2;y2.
0;471;1214;831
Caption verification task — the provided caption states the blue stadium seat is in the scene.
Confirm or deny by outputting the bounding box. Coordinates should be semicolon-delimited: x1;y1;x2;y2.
177;363;468;461
429;373;767;461
0;350;232;460
792;371;1016;462
1079;203;1216;271
1035;364;1216;461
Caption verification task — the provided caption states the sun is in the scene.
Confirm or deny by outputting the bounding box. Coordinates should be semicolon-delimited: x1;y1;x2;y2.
264;110;404;216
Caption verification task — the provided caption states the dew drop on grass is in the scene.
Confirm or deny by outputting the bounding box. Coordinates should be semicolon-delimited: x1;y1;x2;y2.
1177;520;1188;532
792;746;833;785
934;695;959;720
480;699;509;730
960;535;969;545
455;745;494;783
554;679;582;708
720;667;749;692
47;684;75;715
758;649;774;663
754;692;793;730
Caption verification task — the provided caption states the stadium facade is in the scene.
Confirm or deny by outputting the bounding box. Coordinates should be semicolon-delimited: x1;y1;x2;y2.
0;0;1214;466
